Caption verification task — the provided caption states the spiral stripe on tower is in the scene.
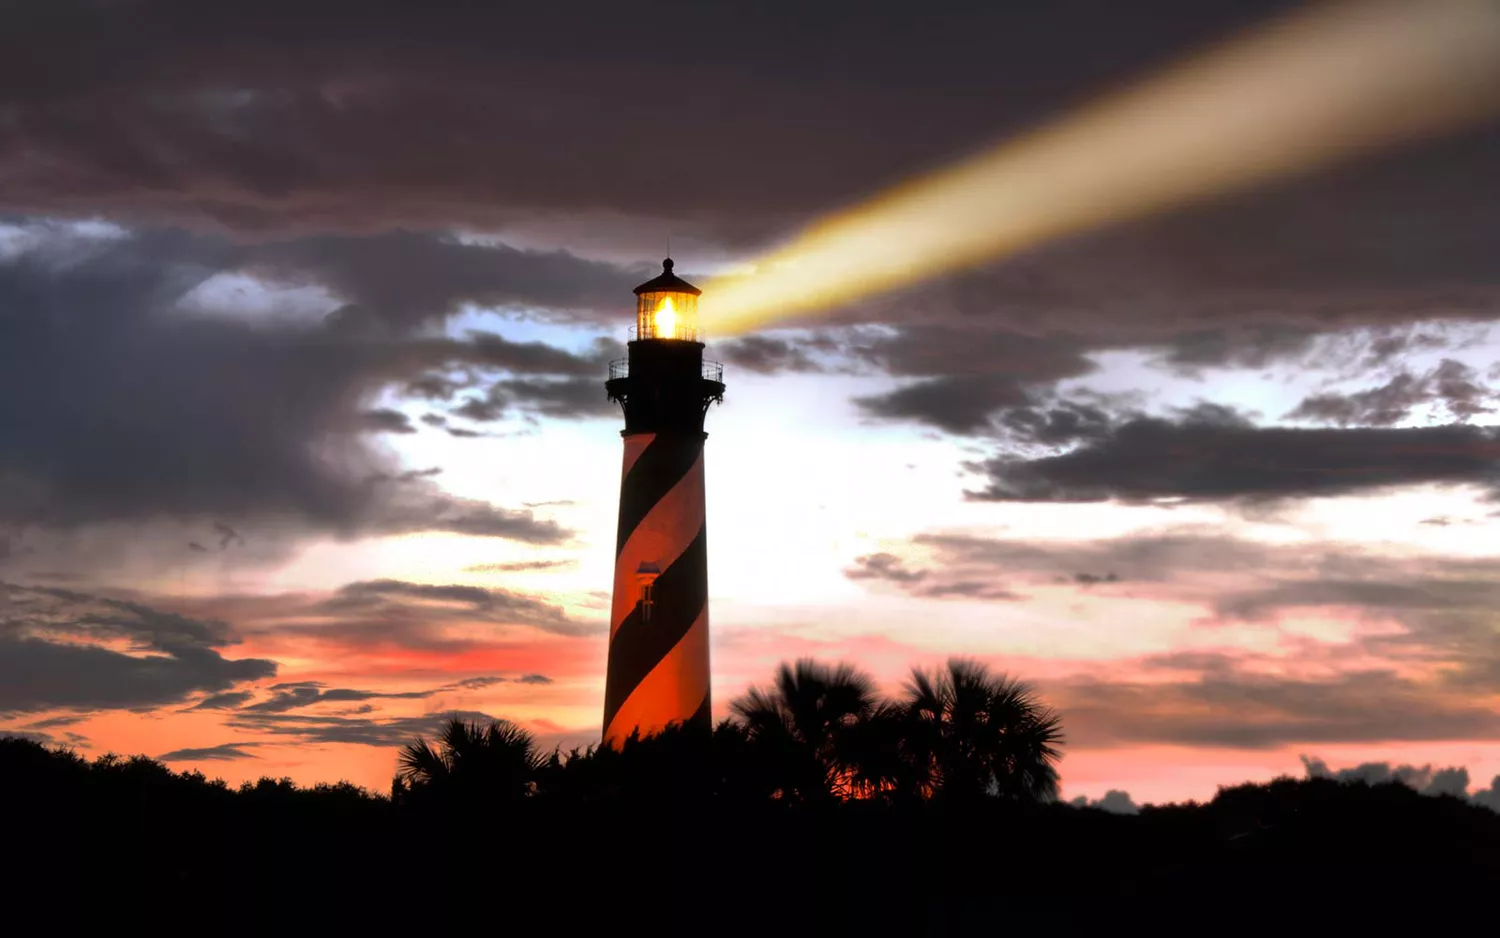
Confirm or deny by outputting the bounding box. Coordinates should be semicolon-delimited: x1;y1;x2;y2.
602;431;710;745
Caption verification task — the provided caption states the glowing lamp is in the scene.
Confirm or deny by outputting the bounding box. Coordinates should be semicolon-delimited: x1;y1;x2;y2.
634;258;701;341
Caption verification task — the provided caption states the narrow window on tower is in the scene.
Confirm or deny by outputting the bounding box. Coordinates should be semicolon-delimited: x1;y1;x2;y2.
635;561;661;624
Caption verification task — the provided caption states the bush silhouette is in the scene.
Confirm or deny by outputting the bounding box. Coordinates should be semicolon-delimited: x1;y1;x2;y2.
5;656;1499;929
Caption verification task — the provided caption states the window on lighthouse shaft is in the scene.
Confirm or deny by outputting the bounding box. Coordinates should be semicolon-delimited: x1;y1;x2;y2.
640;582;655;622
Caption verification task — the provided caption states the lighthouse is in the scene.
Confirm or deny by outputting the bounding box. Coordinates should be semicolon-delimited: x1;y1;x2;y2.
602;259;725;746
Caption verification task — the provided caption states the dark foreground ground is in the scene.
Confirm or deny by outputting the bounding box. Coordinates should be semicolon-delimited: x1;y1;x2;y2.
5;738;1496;932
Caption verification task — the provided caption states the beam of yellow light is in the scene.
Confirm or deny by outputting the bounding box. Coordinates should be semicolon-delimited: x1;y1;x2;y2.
705;0;1500;335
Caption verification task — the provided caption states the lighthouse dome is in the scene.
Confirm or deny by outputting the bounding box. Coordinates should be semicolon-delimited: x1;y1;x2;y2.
633;258;701;296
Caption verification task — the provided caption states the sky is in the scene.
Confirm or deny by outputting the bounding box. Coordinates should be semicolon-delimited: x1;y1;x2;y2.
2;0;1499;807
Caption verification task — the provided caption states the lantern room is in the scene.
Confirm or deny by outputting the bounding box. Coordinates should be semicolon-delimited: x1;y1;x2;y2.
633;258;702;342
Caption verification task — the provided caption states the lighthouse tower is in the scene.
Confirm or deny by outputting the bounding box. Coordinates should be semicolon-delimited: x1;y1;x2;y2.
602;259;725;746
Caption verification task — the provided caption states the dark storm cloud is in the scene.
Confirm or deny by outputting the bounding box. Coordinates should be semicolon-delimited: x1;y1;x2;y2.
0;0;1495;381
491;378;618;420
0;227;592;559
0;582;276;715
848;328;1112;435
994;400;1117;448
158;742;261;762
966;418;1500;503
715;334;849;375
407;375;466;401
858;375;1035;435
246;232;639;330
1155;325;1321;374
0;0;1495;464
0;1;1304;236
452;377;617;424
0;0;1496;569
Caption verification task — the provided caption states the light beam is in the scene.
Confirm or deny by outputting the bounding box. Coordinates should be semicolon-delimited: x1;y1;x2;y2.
705;0;1500;335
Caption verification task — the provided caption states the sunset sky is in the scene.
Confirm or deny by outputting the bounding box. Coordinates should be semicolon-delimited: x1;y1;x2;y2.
3;0;1499;808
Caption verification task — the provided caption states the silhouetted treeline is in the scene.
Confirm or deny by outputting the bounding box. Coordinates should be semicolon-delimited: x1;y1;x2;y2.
7;660;1500;930
392;659;1064;808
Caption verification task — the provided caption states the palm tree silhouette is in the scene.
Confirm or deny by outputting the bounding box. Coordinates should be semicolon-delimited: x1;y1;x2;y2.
899;658;1063;802
731;658;884;801
397;717;541;802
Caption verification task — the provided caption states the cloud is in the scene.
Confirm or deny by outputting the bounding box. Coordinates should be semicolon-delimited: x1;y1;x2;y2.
716;335;830;375
0;2;1312;236
844;552;1022;601
851;328;1097;434
453;376;617;423
995;401;1117;448
966;419;1500;504
317;579;588;636
1070;790;1141;815
359;408;417;434
245;231;640;331
887;530;1269;597
862;529;1500;749
858;375;1034;435
845;553;928;584
188;691;257;711
1058;666;1500;749
1301;756;1499;812
157;742;261;762
1287;359;1496;426
243;682;430;713
440;676;511;691
464;559;575;573
0;229;588;572
226;709;501;747
1072;572;1120;585
21;714;90;730
1474;776;1500;813
1;2;1497;444
0;582;276;715
237;671;540;713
